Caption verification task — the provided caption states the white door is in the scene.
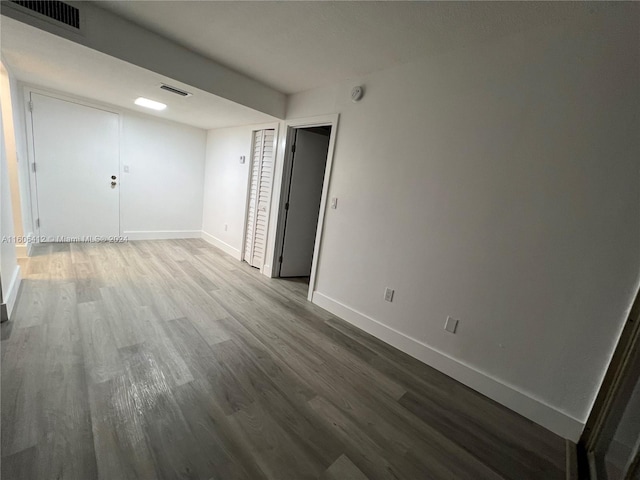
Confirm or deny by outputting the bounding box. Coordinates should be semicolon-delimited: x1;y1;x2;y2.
31;93;119;239
279;129;330;278
244;129;275;268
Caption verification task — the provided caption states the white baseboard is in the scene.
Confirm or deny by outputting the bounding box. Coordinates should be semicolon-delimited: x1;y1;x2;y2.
123;230;201;241
3;265;22;320
312;291;584;442
201;231;242;261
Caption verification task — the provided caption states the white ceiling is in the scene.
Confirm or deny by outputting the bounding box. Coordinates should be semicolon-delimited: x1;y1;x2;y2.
1;2;614;129
0;16;276;130
99;0;609;95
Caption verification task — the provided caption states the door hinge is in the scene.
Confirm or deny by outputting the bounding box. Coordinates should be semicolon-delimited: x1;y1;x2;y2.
32;162;36;173
285;202;289;210
279;256;283;263
291;143;296;154
28;100;33;112
35;218;40;228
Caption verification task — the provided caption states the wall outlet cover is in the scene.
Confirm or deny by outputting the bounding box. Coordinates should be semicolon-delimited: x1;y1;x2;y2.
445;316;459;334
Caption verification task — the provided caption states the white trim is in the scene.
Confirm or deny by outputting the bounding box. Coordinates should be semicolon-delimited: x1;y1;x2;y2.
269;114;339;299
263;264;273;278
123;230;201;241
201;231;242;260
312;291;585;442
4;265;22;320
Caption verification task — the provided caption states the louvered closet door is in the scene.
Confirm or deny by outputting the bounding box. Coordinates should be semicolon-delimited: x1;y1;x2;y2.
244;129;275;268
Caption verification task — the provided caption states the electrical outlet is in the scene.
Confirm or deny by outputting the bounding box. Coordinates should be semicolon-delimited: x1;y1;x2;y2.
330;197;338;209
384;287;394;302
239;155;246;164
444;316;459;334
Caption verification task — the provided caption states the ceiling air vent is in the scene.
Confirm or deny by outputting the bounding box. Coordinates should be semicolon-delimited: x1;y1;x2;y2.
10;1;80;29
160;84;193;98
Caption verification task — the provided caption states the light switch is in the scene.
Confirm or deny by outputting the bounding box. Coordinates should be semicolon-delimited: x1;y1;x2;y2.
384;287;394;302
240;156;246;164
123;165;130;173
330;197;338;209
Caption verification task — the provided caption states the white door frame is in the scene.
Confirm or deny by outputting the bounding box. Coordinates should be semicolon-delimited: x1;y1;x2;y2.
270;114;339;301
240;123;280;274
22;85;122;239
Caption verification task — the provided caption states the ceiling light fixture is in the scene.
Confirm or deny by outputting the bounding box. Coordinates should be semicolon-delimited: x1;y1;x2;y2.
135;97;166;111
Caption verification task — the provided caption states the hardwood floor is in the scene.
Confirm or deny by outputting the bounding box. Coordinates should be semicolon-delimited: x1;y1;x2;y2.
1;239;567;479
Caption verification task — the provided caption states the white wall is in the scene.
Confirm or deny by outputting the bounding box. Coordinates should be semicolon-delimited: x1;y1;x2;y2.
0;63;23;239
8;70;32;239
0;101;21;319
201;123;278;259
1;60;32;250
283;5;640;440
120;112;206;239
11;86;206;241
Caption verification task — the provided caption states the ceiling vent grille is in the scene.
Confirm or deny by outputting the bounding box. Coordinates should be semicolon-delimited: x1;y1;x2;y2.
160;84;192;97
10;0;80;29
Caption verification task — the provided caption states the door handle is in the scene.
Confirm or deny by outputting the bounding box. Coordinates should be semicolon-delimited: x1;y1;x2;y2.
111;181;117;187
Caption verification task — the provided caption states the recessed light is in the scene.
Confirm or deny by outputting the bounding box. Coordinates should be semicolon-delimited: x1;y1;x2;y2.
135;97;166;111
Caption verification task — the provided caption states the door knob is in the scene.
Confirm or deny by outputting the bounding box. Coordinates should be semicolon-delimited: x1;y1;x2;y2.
111;181;117;187
111;175;117;180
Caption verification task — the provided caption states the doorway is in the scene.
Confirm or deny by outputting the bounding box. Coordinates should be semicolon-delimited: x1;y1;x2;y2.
28;92;120;239
275;126;331;281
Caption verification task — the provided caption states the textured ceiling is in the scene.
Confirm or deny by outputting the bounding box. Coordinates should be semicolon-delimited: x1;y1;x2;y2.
0;16;276;129
99;1;609;94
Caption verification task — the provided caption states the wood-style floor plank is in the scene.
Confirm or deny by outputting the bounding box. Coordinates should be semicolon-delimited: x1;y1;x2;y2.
227;400;326;480
1;326;45;456
320;454;370;480
88;371;158;479
78;301;124;385
0;446;38;480
1;239;567;480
